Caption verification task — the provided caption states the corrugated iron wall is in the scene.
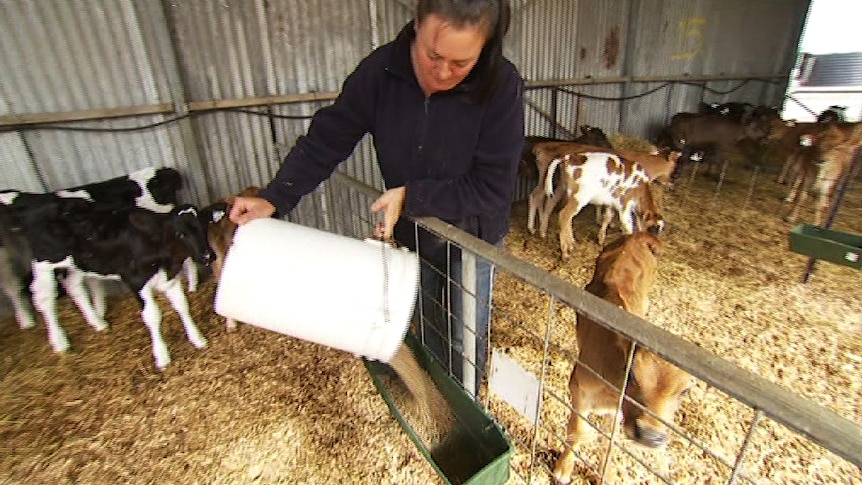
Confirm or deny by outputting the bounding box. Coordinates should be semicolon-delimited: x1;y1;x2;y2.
0;0;809;210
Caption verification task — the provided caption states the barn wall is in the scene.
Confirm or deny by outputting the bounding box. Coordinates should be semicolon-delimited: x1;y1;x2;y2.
519;0;810;141
0;0;809;207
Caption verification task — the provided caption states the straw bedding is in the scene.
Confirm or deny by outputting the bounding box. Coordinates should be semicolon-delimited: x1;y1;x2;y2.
1;144;861;484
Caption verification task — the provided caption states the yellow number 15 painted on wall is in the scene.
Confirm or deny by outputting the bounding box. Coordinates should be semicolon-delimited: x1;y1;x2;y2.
672;17;706;61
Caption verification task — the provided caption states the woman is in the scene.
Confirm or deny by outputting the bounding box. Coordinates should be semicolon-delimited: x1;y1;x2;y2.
230;0;524;396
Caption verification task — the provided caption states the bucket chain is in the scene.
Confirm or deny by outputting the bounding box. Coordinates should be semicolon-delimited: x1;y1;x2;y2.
381;237;391;327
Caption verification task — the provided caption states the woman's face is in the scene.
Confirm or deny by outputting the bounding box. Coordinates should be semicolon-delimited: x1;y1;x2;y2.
412;14;486;96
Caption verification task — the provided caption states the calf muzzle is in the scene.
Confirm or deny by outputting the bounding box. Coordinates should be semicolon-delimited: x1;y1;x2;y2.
632;421;668;448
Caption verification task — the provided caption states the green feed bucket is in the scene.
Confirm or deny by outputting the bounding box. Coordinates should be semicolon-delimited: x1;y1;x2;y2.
364;332;513;485
789;224;862;270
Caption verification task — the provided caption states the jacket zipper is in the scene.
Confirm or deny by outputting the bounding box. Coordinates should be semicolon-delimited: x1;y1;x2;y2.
418;96;429;160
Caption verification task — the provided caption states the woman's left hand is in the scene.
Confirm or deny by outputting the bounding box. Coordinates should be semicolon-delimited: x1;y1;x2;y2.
370;186;406;241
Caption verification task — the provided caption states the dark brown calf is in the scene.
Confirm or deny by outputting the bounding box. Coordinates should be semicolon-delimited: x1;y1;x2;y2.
664;109;774;184
518;125;613;180
553;232;692;484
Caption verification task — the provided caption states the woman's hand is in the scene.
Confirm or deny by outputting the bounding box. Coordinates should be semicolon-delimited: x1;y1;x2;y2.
229;196;276;225
370;187;406;241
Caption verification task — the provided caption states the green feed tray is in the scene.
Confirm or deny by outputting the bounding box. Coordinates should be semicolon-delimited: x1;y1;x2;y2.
364;332;513;485
789;224;862;270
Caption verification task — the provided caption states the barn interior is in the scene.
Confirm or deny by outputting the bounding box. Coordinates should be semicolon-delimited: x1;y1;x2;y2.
1;1;861;484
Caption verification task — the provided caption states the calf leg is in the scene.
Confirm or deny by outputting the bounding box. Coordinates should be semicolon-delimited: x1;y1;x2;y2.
30;263;69;352
617;204;638;236
538;183;566;238
183;258;198;292
62;269;109;332
777;151;798;185
557;197;587;259
161;276;207;349
138;282;170;369
597;206;615;246
554;365;617;485
85;277;107;319
813;177;839;227
0;248;35;329
527;184;544;235
783;167;809;223
5;285;36;329
527;164;549;235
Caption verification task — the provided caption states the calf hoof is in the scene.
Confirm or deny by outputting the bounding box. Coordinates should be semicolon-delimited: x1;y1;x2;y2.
155;355;171;370
552;464;573;485
17;315;36;330
51;341;70;353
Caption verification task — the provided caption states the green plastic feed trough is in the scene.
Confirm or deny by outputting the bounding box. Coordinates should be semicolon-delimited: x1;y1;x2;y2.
364;332;513;485
789;224;862;270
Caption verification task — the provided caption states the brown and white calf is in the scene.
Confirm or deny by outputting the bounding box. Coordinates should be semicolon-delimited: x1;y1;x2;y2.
593;148;680;237
553;232;692;484
202;186;260;331
533;144;665;259
527;142;676;248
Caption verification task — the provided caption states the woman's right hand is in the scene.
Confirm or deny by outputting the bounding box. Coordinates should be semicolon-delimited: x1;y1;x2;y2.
229;196;276;225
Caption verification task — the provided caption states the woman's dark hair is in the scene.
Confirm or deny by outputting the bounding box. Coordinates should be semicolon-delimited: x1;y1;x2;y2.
416;0;511;103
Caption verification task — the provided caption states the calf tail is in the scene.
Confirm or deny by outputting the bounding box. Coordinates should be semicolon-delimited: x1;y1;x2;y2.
545;158;563;197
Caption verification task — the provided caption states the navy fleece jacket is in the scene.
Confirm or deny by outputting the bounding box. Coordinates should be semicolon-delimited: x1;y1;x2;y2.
259;22;525;261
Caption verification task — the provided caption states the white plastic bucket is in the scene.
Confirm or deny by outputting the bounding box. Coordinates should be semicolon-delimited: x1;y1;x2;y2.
214;218;419;363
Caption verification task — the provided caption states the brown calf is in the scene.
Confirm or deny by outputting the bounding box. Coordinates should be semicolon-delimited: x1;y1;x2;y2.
783;123;862;225
553;232;692;484
205;186;261;330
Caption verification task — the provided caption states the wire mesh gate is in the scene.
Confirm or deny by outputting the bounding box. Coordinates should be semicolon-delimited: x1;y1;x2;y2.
289;171;862;485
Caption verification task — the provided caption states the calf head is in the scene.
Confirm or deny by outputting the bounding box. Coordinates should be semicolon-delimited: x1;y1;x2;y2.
576;125;612;148
816;105;847;124
746;106;782;142
635;183;666;236
130;204;216;266
622;348;693;447
198;186;261;278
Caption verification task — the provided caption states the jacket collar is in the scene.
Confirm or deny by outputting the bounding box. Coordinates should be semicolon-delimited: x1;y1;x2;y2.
385;21;476;94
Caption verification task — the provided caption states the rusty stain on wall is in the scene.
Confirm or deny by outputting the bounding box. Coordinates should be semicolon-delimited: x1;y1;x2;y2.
603;26;620;69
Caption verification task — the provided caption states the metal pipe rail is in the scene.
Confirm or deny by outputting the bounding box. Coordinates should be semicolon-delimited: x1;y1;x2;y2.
0;73;784;127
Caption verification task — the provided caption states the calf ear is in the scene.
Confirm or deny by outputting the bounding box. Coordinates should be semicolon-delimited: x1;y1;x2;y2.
644;234;663;257
201;201;228;224
239;186;261;197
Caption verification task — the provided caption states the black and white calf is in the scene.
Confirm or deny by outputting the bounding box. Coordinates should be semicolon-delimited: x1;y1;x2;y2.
67;203;220;369
0;190;110;351
0;166;196;358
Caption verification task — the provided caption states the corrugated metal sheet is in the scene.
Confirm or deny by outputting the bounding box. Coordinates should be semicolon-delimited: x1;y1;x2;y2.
0;0;194;197
801;52;862;87
519;0;809;140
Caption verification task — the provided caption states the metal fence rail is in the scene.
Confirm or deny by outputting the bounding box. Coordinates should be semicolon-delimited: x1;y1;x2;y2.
296;171;862;484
